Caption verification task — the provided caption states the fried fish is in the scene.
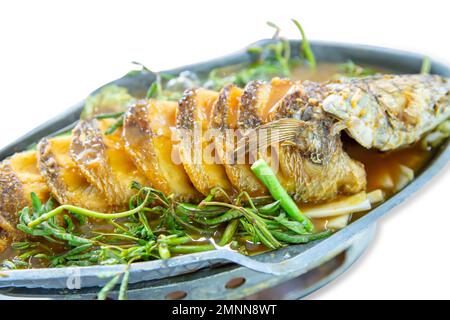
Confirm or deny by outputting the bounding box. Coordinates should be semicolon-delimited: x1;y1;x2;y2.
0;74;448;250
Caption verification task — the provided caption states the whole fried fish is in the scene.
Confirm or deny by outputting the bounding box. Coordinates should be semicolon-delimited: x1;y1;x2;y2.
0;74;448;250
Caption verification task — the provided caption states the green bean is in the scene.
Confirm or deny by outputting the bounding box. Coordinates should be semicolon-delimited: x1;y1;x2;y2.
218;219;239;246
258;200;281;215
271;229;333;244
251;159;313;231
194;209;242;225
18;249;39;260
158;235;191;246
169;244;215;254
274;213;307;235
52;243;93;261
11;241;37;250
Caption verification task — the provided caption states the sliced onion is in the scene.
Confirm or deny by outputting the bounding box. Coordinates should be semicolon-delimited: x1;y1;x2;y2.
301;192;371;218
326;214;351;229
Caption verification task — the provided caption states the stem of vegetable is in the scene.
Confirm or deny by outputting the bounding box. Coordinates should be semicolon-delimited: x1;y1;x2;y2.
97;273;121;300
272;229;332;244
194;209;242;225
28;191;152;228
218;219;239;246
118;270;130;300
158;235;191;246
250;159;313;231
421;57;431;75
169;244;215;254
292;19;316;69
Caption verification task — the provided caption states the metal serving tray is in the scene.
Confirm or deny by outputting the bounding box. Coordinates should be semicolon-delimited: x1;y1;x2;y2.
0;39;449;299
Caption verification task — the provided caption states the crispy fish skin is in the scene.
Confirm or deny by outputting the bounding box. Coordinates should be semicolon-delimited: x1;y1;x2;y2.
0;162;28;244
71;119;148;208
213;78;293;196
274;120;367;202
37;136;111;212
123;100;201;201
0;151;50;246
71;120;119;206
323;74;450;150
263;81;367;202
211;84;268;196
177;88;233;197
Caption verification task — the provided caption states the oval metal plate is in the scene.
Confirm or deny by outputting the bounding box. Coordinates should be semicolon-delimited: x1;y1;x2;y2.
0;39;448;291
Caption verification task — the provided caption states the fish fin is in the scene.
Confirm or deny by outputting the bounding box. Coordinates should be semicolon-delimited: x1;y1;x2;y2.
234;118;303;160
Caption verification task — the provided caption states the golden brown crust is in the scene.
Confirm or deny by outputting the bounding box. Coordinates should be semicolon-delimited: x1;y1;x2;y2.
71;119;149;208
0;161;27;227
238;81;267;129
0;161;26;242
176;89;196;130
211;85;268;196
0;151;50;247
221;78;293;196
268;83;367;202
38;138;67;203
38;136;110;212
278;134;366;203
70;120;120;206
123;100;201;201
177;89;233;197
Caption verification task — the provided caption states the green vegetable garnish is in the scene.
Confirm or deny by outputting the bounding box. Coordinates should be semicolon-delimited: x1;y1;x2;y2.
81;85;134;120
251;159;313;231
292;19;316;69
337;60;377;78
271;229;332;244
421;56;431;75
266;21;281;39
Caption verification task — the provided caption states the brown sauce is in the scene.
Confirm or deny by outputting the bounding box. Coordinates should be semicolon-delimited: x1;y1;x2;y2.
0;63;442;266
291;63;342;82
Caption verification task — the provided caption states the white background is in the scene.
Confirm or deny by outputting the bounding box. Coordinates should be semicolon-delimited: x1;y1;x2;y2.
1;0;449;299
